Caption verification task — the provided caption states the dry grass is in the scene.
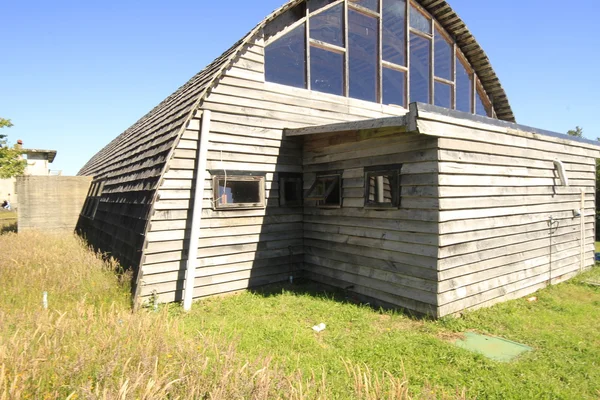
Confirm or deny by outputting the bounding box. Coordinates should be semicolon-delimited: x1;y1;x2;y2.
0;231;447;399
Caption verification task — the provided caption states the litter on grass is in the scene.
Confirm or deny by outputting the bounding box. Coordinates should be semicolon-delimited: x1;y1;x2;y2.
312;323;326;333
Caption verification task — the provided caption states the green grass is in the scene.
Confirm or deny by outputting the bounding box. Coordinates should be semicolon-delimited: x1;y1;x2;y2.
1;231;600;399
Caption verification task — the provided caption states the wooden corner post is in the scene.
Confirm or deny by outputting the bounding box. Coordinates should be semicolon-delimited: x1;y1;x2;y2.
183;110;211;311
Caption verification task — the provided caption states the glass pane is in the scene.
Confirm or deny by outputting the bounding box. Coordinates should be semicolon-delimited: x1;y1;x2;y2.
311;46;344;96
382;0;406;66
310;4;344;46
308;0;337;13
434;81;452;109
409;33;431;104
476;89;491;117
382;67;405;107
456;56;472;113
265;24;306;88
410;4;431;34
351;0;379;12
217;180;260;204
434;27;452;80
348;10;378;102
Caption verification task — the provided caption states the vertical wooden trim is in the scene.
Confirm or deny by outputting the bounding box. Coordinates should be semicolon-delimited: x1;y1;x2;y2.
580;188;585;273
405;0;410;105
452;42;457;110
306;16;311;90
378;0;383;103
431;23;435;105
344;0;350;97
471;70;476;114
183;110;212;312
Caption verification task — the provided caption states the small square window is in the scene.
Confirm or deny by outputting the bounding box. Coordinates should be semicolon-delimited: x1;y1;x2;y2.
306;173;341;207
279;173;303;207
213;175;265;210
364;165;401;209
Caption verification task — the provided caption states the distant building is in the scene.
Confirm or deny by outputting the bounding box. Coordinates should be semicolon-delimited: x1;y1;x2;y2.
0;142;59;209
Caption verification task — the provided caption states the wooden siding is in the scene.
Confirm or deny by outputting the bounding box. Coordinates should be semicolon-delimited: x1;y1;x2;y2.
435;132;597;317
136;40;406;304
302;132;440;316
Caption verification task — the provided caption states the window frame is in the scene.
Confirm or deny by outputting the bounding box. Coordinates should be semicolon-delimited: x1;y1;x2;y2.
279;172;304;207
212;174;266;210
263;0;497;117
305;172;342;208
364;164;401;209
81;178;105;220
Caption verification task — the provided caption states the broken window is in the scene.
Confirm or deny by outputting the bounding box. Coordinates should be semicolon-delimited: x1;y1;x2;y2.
306;173;341;207
279;173;304;207
365;165;401;208
81;179;105;219
213;175;265;210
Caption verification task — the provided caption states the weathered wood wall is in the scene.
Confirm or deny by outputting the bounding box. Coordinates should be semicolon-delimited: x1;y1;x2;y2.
136;39;406;303
433;123;597;316
302;132;440;315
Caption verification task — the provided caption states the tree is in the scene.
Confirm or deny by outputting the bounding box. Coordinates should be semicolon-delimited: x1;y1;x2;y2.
0;117;26;179
567;126;583;138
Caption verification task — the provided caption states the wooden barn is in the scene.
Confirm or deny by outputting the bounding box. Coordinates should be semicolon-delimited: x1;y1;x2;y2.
77;0;599;317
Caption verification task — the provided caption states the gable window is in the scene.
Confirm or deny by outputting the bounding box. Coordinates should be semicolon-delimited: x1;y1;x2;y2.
263;0;497;118
82;179;105;219
279;173;303;207
306;172;341;207
348;9;378;102
213;175;265;210
265;23;307;88
365;165;401;208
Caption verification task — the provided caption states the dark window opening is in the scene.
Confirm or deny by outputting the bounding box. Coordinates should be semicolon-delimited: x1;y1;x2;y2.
82;179;105;219
306;173;341;207
213;175;265;210
365;165;401;208
265;24;307;88
279;173;303;207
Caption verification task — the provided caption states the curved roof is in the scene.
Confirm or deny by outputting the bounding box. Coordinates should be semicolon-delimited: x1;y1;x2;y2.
77;0;514;269
80;0;513;178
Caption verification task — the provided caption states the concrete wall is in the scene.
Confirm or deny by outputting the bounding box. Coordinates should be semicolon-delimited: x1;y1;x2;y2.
17;176;92;232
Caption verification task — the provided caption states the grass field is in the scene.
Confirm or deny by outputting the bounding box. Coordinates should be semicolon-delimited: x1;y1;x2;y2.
1;231;599;399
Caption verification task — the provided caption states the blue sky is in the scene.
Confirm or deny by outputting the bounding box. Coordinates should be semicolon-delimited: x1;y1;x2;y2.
1;0;598;175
